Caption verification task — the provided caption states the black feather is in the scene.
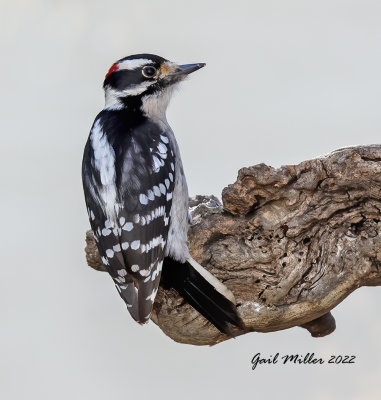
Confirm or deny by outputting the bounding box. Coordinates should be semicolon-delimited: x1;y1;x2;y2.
82;109;175;323
161;258;245;335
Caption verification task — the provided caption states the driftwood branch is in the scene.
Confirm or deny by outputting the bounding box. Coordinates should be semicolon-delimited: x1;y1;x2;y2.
85;145;381;345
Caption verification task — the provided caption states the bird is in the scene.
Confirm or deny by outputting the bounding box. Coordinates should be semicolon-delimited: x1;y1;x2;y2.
82;53;244;335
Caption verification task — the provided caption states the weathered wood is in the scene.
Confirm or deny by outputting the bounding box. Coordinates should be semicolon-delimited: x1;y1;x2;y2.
85;145;381;345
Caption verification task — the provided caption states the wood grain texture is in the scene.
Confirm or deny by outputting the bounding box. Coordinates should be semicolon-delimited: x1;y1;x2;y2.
84;145;381;345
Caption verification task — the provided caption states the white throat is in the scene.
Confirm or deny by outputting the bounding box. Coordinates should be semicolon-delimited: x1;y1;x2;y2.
140;86;176;122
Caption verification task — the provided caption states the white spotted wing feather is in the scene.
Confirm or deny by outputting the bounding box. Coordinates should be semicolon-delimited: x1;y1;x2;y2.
82;119;176;323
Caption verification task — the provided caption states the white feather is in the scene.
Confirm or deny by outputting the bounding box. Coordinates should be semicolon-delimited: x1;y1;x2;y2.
117;58;153;70
141;86;176;122
187;257;236;303
90;120;117;223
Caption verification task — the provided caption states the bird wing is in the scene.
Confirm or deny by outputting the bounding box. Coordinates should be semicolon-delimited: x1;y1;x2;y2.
83;116;176;323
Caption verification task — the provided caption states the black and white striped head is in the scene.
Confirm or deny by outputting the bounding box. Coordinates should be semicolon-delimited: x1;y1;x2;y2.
103;54;205;114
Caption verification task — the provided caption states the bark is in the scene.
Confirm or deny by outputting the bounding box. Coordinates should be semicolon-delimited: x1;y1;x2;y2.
85;145;381;346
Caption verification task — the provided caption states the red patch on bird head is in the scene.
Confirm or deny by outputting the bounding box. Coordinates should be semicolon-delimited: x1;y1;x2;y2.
105;63;119;78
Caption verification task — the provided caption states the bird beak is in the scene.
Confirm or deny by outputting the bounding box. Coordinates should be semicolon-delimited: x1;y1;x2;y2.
175;63;206;76
162;63;206;83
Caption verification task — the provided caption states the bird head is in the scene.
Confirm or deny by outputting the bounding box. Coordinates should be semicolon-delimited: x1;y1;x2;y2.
102;54;205;117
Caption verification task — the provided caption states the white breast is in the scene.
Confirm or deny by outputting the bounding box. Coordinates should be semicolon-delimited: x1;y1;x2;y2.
162;126;190;263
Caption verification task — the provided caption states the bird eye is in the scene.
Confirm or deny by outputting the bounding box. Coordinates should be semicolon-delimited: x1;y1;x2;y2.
142;66;157;78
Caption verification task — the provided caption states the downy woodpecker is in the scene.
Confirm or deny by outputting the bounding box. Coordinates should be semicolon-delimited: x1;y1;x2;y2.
82;54;243;334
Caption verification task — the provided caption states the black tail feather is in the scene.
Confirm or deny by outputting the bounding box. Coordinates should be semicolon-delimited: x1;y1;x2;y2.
161;257;245;335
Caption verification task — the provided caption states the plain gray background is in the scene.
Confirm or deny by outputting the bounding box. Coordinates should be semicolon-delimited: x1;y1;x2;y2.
1;0;381;399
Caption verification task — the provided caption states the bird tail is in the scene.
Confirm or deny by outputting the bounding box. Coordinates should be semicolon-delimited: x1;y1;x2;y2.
161;257;245;335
